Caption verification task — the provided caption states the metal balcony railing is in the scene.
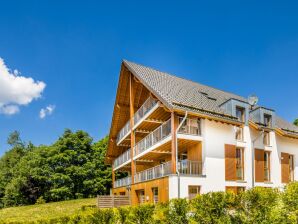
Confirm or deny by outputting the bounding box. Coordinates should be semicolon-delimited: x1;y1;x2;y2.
178;160;203;175
114;176;131;188
133;96;158;125
116;97;159;145
113;148;131;169
178;117;201;136
134;161;172;183
134;119;171;157
116;120;131;144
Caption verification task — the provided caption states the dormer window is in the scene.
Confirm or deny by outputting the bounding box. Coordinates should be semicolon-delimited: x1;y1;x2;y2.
264;114;272;127
236;106;245;122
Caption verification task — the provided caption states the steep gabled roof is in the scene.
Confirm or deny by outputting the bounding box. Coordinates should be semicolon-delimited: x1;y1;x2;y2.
123;60;298;136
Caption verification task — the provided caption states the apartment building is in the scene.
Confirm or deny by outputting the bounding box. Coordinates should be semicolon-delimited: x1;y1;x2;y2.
106;60;298;205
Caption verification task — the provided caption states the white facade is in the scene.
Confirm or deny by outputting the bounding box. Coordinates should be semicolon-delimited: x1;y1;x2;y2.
169;119;298;199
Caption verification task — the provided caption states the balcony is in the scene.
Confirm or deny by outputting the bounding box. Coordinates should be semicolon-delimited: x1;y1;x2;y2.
117;121;130;145
116;96;159;145
133;96;159;126
178;117;201;136
114;176;131;188
134;161;172;183
113;148;131;170
134;119;171;158
178;160;203;175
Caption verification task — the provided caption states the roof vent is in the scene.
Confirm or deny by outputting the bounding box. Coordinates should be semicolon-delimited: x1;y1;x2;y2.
199;90;208;96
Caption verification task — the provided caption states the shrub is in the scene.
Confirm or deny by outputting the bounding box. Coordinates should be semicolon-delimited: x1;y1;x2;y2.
35;196;46;205
236;187;279;223
165;198;190;224
191;191;236;224
128;203;155;224
117;206;130;224
281;181;298;223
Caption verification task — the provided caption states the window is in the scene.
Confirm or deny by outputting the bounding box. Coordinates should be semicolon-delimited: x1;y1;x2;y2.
290;155;294;182
263;132;270;146
236;106;245;122
188;186;200;200
178;117;201;136
152;188;158;204
264;151;271;181
264;114;272;127
235;127;244;141
281;153;295;183
255;149;271;182
236;148;244;180
137;190;145;204
226;186;245;194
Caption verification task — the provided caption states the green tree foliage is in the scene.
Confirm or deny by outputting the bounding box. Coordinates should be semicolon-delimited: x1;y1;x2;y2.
294;119;298;126
0;130;111;208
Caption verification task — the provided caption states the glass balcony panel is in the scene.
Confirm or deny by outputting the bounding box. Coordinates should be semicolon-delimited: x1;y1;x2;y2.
113;148;131;168
134;119;171;157
178;160;203;175
134;161;172;183
114;176;131;188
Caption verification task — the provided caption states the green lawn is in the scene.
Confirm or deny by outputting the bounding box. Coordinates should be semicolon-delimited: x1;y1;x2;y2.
0;198;96;223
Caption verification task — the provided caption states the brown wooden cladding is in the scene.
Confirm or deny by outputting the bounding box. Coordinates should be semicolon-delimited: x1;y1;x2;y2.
281;152;290;183
225;144;237;181
255;149;265;182
187;142;202;161
131;177;169;205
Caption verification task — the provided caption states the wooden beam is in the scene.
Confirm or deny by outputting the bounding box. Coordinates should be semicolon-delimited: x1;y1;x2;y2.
144;119;164;124
171;112;178;174
150;151;172;154
135;129;150;134
130;74;136;185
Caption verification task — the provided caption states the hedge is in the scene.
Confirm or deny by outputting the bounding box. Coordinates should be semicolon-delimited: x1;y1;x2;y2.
2;182;298;224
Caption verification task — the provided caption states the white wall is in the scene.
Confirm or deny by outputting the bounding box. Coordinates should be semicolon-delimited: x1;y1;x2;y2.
169;119;298;199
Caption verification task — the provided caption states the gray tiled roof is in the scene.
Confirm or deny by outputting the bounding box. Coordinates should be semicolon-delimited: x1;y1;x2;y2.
276;116;298;134
123;60;298;134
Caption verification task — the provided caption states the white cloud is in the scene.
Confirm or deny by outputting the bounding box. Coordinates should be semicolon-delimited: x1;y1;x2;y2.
0;105;20;115
0;57;46;115
39;105;55;119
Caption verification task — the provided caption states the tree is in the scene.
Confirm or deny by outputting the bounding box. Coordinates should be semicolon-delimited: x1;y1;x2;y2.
0;129;112;207
7;131;24;147
294;119;298;126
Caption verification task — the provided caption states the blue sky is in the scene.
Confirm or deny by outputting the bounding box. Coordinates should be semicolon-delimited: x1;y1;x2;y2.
0;0;298;155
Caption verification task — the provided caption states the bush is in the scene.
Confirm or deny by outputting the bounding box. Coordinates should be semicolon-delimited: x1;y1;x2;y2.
236;187;279;223
281;181;298;223
128;203;155;224
191;191;236;224
35;196;46;205
166;199;189;224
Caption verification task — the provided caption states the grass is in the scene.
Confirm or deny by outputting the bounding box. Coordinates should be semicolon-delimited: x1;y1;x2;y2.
0;198;96;223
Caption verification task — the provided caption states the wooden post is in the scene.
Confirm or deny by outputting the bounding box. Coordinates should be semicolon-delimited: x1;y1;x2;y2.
112;165;115;190
130;74;135;184
171;112;178;174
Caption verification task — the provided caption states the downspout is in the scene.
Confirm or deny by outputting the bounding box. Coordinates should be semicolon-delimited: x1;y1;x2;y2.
251;129;264;188
175;111;188;199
